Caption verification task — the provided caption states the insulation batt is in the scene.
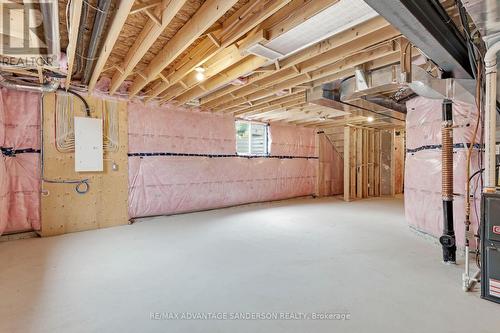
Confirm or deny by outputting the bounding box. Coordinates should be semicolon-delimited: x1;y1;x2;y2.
127;102;318;218
405;97;482;247
318;133;343;196
0;88;41;235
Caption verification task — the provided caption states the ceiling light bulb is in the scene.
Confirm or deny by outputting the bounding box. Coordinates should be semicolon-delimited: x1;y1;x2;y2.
194;67;205;73
196;72;205;81
367;116;374;122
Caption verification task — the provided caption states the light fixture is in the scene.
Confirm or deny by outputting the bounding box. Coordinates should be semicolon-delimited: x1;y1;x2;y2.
195;71;205;81
194;66;206;81
367;116;374;122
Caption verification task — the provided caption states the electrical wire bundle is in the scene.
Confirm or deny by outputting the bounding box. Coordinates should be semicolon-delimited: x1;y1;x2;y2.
103;100;119;152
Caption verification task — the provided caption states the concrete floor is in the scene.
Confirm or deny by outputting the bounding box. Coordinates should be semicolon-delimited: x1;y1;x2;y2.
1;196;499;333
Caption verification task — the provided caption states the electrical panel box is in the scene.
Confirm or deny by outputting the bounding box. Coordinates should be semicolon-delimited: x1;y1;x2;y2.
74;117;103;172
481;192;500;304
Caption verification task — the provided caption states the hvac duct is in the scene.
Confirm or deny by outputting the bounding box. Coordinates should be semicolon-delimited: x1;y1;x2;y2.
484;41;500;191
408;66;476;104
306;64;408;126
81;0;112;85
0;76;59;93
39;0;61;67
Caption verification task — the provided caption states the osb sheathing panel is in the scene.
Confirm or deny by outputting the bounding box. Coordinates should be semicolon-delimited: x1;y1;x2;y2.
40;93;129;236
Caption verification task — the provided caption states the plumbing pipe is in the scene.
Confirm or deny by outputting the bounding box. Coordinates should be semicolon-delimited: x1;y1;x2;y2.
81;0;112;84
39;0;61;67
439;99;456;263
484;41;500;191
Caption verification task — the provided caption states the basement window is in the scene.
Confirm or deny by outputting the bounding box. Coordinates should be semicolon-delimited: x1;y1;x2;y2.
235;120;269;156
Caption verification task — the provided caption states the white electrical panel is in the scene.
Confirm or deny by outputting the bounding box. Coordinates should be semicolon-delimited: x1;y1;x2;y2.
74;117;103;172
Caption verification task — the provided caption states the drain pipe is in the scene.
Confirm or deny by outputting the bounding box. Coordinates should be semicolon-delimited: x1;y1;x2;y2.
439;99;457;263
484;42;500;191
460;41;500;290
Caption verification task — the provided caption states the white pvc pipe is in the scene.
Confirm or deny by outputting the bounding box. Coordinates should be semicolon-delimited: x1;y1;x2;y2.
484;42;500;190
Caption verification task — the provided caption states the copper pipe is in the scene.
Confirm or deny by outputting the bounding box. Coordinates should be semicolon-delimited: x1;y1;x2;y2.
442;126;454;199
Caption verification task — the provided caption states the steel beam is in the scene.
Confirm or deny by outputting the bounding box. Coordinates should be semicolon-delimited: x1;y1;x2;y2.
364;0;473;79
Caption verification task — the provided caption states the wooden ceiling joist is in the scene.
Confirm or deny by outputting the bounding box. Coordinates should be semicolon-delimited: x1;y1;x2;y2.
244;100;308;120
88;0;135;92
209;32;400;112
233;92;306;116
128;0;260;97
130;1;162;15
264;0;340;40
201;20;397;109
109;0;189;95
144;0;293;101
65;0;84;88
173;55;269;105
147;42;248;102
37;0;414;128
231;50;403;125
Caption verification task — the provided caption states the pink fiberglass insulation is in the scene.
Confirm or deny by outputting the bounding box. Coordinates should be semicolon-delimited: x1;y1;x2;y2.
0;88;41;235
128;102;318;218
128;156;317;218
128;102;236;154
318;133;343;196
270;123;317;157
405;96;482;247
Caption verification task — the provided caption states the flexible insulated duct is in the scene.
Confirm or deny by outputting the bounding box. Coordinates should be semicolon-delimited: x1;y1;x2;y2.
0;75;59;93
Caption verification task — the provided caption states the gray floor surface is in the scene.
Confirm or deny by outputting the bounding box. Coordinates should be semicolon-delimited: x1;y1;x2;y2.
1;196;499;333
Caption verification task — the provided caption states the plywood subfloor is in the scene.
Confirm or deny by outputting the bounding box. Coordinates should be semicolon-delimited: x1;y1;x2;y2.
1;196;499;333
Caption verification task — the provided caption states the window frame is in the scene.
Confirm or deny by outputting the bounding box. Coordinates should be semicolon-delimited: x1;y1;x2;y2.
235;120;270;156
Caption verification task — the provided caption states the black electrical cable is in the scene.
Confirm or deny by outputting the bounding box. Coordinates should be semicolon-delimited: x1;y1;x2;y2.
44;70;67;79
57;88;91;117
468;164;500;181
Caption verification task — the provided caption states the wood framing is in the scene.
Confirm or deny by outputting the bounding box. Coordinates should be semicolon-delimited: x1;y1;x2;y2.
341;125;392;202
265;0;340;40
88;0;135;92
109;0;189;94
203;25;399;110
130;1;161;15
212;41;400;112
127;0;240;96
144;0;293;101
343;126;351;201
65;0;83;88
0;1;413;131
